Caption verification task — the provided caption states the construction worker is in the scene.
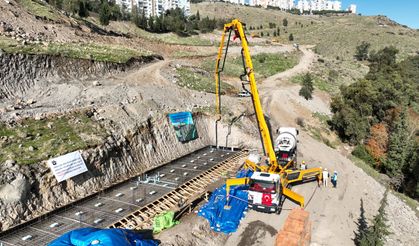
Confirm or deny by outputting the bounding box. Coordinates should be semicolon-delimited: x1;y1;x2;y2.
331;171;338;188
322;168;329;187
301;160;306;170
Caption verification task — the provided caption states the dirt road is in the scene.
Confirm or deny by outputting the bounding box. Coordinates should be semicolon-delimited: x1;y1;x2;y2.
223;45;419;246
148;44;418;246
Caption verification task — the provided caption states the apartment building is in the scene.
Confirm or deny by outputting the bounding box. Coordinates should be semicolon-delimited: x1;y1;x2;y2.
297;0;341;12
347;4;356;14
222;0;354;13
115;0;190;17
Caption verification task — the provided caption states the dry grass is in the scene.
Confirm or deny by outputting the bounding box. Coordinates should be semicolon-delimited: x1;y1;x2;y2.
0;112;107;165
193;2;419;90
108;21;214;46
18;0;61;21
193;3;418;59
0;36;152;63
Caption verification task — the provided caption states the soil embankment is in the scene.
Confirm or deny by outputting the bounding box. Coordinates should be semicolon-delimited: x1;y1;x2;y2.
0;52;162;99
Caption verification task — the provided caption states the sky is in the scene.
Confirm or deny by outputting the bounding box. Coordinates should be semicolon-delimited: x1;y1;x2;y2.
341;0;419;29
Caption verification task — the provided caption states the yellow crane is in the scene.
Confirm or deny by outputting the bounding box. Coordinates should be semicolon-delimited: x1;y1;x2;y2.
215;19;322;212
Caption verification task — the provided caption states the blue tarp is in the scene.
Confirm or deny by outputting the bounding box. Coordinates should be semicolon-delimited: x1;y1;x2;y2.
48;228;158;246
168;112;198;142
198;169;253;233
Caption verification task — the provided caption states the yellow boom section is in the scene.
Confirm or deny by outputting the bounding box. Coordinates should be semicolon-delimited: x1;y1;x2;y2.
215;19;280;172
281;167;323;207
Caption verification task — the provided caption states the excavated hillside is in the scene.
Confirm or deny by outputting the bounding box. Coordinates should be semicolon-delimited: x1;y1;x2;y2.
0;52;161;99
0;1;418;246
0;39;259;232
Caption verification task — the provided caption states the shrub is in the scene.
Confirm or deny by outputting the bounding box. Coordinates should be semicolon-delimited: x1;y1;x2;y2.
352;145;375;167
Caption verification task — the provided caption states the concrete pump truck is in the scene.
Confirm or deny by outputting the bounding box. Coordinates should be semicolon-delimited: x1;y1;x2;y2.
214;19;322;213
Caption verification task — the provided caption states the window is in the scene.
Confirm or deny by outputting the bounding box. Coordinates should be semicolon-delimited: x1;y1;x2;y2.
249;180;276;193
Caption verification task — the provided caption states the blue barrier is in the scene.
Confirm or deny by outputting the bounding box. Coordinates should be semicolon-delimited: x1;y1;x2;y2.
48;228;158;246
198;169;253;233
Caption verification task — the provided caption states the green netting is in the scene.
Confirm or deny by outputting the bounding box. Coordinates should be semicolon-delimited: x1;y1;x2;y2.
152;211;179;233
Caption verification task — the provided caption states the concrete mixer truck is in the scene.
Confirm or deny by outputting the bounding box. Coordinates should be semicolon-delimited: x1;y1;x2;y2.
274;127;299;166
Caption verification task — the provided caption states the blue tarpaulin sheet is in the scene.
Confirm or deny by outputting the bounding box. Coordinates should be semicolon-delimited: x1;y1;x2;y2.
48;228;158;246
168;112;198;142
198;169;253;233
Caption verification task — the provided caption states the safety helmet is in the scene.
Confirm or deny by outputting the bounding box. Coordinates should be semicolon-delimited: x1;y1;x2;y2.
302;161;305;164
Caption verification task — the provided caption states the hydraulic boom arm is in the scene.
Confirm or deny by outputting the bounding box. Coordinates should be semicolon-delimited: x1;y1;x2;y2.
215;19;282;173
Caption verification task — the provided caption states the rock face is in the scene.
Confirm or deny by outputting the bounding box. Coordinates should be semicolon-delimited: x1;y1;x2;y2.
0;113;214;231
0;173;29;204
0;52;162;99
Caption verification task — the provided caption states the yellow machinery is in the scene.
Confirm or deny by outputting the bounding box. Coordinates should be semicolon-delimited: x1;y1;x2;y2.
215;19;322;211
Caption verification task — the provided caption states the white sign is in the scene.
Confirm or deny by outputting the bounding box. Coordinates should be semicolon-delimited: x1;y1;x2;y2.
47;151;88;182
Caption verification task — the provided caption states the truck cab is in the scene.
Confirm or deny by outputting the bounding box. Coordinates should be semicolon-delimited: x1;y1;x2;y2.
247;172;282;213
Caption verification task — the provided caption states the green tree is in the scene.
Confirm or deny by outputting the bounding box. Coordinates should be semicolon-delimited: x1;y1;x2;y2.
78;0;89;17
109;3;122;21
382;109;411;185
99;1;111;25
354;41;370;61
330;79;376;143
367;46;399;79
196;10;200;20
62;0;78;14
402;141;419;197
354;199;369;246
47;0;64;9
299;73;314;100
283;18;288;26
361;190;390;245
288;33;294;41
139;10;147;29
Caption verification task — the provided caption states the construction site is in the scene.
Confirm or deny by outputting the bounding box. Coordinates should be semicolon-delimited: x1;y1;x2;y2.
0;1;418;246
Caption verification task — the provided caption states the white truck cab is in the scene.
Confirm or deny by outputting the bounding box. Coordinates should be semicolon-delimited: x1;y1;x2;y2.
248;172;282;213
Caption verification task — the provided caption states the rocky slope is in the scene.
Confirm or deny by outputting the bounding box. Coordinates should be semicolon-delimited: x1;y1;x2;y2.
0;52;162;99
0;111;211;231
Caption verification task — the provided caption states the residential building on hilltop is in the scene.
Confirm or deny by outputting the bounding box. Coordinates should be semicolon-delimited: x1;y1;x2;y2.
114;0;190;17
297;0;341;12
221;0;355;13
347;4;356;14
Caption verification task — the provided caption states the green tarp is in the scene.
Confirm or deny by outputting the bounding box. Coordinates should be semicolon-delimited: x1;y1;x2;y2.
152;211;179;233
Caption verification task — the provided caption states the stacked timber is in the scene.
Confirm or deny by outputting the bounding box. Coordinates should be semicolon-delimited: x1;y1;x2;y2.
275;208;311;246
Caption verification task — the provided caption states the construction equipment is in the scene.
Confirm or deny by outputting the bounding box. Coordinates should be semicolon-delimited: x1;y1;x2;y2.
214;19;322;213
275;127;299;165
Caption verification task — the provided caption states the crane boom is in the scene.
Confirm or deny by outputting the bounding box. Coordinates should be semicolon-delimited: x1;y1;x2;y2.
215;19;323;210
215;19;281;173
